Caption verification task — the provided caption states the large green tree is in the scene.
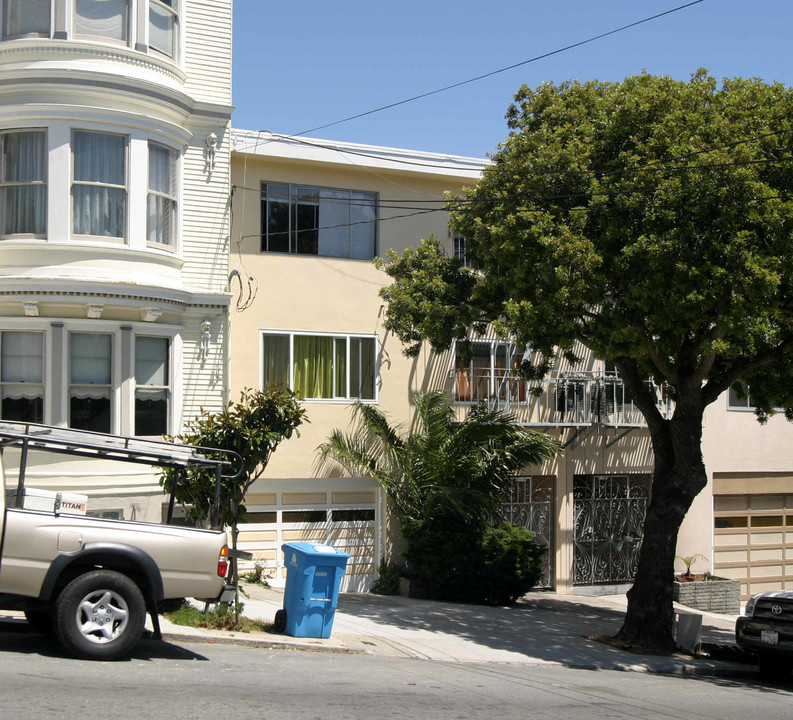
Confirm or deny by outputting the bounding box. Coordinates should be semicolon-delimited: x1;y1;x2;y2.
377;71;793;650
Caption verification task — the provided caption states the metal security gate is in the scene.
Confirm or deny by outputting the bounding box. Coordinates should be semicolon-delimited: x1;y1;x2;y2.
573;474;651;586
501;476;555;589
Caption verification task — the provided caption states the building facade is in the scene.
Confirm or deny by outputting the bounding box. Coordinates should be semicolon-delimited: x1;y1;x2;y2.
0;0;233;521
228;130;793;598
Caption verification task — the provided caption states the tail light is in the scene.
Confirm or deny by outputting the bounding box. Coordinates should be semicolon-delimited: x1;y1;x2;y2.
218;545;229;578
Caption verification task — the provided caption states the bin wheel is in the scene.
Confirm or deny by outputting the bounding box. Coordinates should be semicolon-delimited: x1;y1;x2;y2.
274;609;287;633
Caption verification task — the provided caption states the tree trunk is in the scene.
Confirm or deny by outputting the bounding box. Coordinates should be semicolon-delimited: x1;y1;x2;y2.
615;395;708;652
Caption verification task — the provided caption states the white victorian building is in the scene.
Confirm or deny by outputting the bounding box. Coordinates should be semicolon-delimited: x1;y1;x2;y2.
0;0;233;521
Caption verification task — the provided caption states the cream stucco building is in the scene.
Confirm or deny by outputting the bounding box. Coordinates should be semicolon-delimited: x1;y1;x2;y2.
228;130;793;599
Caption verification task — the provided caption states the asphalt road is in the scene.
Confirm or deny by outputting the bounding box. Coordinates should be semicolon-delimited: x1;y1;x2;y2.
1;626;791;720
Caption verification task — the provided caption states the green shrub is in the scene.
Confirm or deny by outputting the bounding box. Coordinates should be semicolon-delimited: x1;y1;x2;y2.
370;559;402;595
403;520;544;605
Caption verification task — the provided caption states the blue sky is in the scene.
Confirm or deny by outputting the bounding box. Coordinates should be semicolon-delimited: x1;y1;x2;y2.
232;0;792;158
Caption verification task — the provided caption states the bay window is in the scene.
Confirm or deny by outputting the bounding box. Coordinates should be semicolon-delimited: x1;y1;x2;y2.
74;0;129;42
147;141;176;246
0;130;46;236
2;0;51;38
70;332;112;432
149;0;176;57
135;335;169;435
262;332;376;400
72;130;127;239
0;331;44;422
261;182;377;259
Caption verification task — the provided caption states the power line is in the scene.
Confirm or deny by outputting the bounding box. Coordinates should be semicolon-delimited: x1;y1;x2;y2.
286;1;706;139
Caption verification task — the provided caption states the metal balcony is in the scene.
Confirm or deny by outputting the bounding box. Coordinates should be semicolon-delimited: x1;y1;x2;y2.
452;371;671;429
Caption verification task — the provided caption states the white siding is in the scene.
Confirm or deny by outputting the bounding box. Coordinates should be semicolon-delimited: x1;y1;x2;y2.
183;0;233;105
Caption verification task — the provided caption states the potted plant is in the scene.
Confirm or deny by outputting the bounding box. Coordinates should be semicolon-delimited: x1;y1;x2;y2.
673;553;740;614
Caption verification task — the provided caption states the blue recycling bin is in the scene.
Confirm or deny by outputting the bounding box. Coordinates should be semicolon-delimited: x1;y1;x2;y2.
275;541;351;638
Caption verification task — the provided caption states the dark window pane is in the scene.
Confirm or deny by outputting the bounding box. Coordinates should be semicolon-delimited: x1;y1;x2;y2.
1;395;43;423
282;510;326;523
70;395;111;432
332;509;375;522
135;390;167;436
239;511;277;524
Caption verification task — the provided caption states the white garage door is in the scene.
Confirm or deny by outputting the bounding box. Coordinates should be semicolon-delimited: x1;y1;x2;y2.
234;479;382;593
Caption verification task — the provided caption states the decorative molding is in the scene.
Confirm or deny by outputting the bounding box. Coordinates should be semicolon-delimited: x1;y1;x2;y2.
140;307;162;322
0;42;184;84
85;303;104;319
0;288;227;312
23;301;39;317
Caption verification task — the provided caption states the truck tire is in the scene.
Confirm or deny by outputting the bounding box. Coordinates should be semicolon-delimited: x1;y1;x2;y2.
54;570;146;661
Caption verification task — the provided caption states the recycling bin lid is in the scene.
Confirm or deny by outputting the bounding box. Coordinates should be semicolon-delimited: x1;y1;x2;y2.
282;541;348;556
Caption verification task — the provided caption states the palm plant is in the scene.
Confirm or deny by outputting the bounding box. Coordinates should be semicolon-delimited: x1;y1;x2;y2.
318;391;559;603
319;391;557;531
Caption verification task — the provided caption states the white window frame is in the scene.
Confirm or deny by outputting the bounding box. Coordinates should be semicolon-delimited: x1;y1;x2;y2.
260;181;378;260
260;330;378;403
68;330;114;432
148;0;177;58
133;334;171;436
73;0;130;46
1;0;52;39
0;330;45;423
0;128;47;238
728;384;755;411
146;140;177;249
71;129;128;242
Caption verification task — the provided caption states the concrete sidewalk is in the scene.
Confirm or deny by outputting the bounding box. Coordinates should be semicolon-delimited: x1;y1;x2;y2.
158;585;760;678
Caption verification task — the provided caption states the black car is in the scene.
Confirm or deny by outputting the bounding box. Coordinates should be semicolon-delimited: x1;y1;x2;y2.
735;590;793;680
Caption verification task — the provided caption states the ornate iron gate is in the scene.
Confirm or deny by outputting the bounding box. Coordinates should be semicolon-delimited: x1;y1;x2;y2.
573;474;651;586
501;476;555;589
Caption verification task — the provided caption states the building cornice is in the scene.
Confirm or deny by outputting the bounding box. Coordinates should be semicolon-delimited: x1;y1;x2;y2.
231;128;489;180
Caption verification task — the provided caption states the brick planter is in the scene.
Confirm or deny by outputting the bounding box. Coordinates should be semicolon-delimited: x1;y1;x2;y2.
673;576;741;614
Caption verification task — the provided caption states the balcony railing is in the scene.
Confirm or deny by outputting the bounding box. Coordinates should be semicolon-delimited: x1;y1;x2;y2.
453;371;671;428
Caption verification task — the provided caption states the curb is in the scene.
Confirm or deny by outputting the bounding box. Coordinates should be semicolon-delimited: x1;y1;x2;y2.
156;627;761;679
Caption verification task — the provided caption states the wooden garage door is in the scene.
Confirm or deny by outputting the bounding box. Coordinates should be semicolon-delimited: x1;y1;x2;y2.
714;494;793;599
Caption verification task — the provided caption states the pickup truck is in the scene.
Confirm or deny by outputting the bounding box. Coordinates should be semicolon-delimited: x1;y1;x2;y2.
0;420;242;660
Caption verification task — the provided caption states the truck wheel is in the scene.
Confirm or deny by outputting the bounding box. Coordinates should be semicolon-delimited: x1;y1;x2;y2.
54;570;146;661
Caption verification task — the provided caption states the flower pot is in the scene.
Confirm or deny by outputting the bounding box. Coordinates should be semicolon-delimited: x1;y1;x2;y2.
673;575;741;614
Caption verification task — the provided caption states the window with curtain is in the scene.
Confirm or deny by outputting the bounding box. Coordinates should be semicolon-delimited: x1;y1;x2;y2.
0;130;47;236
261;182;377;259
135;335;169;435
74;0;129;42
0;331;44;422
70;332;112;432
149;0;177;57
147;141;176;246
2;0;51;38
72;130;126;239
261;332;377;400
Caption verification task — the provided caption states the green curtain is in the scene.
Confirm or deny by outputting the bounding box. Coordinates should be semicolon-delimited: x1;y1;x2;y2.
294;335;333;398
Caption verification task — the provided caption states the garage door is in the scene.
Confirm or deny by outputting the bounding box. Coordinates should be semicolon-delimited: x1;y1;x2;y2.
714;493;793;599
234;481;382;593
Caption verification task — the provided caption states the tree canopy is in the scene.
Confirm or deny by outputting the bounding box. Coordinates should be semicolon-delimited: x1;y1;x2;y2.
377;71;793;649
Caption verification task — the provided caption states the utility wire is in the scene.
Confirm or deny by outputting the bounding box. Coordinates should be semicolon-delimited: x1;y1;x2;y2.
287;0;705;138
